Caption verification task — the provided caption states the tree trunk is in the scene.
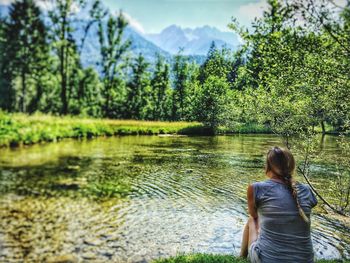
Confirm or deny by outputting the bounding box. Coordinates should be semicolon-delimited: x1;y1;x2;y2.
60;14;68;115
21;71;26;113
321;120;326;135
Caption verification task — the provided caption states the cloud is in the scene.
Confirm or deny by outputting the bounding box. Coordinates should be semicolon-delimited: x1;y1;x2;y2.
0;0;13;5
237;0;268;21
122;12;145;35
0;0;80;13
333;0;347;7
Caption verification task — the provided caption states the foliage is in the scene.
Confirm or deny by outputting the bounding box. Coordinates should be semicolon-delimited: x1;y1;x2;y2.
97;9;131;118
172;51;191;121
0;0;348;136
193;76;232;134
126;53;151;119
150;54;172;121
229;0;350;214
0;0;48;113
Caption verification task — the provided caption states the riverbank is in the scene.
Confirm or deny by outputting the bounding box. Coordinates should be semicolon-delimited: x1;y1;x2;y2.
0;112;270;147
153;254;348;263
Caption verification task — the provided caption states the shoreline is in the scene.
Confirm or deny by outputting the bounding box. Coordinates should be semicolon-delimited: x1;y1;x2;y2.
0;112;343;148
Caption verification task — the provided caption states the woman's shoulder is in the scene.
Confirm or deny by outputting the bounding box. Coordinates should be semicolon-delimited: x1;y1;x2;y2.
250;179;274;203
296;182;318;208
251;179;274;189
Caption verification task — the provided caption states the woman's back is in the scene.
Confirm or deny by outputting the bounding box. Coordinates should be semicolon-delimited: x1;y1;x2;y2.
253;179;318;263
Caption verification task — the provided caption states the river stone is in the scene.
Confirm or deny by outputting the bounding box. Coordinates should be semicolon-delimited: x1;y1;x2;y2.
47;254;79;263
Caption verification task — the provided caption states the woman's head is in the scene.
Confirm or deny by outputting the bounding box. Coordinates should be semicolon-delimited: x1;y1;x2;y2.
266;146;309;223
265;146;295;180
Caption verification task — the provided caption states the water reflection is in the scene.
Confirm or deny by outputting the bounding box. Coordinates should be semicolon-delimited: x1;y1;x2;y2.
0;135;349;262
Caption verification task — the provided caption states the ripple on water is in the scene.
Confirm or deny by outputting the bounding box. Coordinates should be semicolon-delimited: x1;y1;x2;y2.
0;135;349;262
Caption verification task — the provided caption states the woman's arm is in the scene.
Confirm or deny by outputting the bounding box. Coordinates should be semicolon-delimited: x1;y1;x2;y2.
247;184;258;219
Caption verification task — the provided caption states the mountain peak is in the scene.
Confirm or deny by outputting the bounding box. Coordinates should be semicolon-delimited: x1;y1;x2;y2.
161;25;183;35
146;24;240;56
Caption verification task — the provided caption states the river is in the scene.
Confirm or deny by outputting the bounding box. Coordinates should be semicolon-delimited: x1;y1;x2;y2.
0;135;349;262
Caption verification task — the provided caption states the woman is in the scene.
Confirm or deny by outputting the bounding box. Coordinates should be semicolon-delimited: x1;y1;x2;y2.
240;146;318;263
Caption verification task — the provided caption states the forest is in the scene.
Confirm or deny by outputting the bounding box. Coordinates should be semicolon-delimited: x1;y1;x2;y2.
0;0;348;135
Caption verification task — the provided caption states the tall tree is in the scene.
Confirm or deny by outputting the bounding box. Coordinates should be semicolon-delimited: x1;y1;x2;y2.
1;0;48;112
150;54;171;120
172;51;189;121
193;76;232;134
97;11;131;117
126;53;151;119
199;42;232;85
0;14;13;111
48;0;86;115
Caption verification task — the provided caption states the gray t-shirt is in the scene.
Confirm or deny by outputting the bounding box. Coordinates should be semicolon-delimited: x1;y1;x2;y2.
252;179;318;263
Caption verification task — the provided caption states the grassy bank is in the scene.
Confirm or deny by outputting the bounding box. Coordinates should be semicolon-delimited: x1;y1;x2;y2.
0;112;273;147
0;112;204;147
153;254;348;263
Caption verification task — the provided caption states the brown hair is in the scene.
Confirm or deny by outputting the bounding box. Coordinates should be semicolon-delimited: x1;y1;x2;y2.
266;146;309;223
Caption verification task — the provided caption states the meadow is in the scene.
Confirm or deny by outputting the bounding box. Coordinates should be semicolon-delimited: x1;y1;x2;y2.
0;112;271;147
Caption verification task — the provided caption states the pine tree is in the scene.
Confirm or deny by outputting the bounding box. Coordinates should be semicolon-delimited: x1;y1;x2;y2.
97;11;131;118
151;54;171;120
48;0;87;115
1;0;48;112
126;53;151;119
199;41;234;86
172;52;189;120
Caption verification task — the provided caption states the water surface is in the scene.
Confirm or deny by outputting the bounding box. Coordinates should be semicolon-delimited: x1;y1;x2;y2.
0;135;349;262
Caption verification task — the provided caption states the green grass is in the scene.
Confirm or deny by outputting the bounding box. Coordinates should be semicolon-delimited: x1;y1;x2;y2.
0;112;203;147
219;122;271;134
152;254;349;263
0;112;276;147
1;112;345;148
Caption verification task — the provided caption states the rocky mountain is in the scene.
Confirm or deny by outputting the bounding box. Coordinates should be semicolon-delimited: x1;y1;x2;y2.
0;4;206;68
146;25;241;56
76;23;172;70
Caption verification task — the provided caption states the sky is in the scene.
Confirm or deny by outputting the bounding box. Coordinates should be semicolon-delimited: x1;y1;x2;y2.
0;0;346;35
103;0;268;34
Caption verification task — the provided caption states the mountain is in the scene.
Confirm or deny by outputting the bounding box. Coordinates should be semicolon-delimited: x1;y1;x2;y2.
146;25;241;56
0;4;205;69
76;22;173;70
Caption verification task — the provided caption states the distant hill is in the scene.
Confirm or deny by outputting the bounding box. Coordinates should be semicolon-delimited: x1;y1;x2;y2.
146;25;241;56
75;22;173;70
0;5;206;69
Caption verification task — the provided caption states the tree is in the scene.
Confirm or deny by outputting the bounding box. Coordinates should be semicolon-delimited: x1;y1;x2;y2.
193;76;232;134
150;54;172;120
199;41;235;86
97;11;131;118
1;0;48;113
172;51;189;121
229;0;350;215
0;14;13;111
69;67;103;117
126;53;151;120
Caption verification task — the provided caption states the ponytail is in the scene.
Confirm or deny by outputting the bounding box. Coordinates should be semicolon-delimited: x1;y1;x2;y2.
266;147;309;223
283;175;309;223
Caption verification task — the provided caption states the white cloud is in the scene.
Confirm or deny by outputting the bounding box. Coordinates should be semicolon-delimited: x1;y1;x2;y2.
122;12;145;35
1;0;80;13
332;0;347;8
237;0;268;21
0;0;13;5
